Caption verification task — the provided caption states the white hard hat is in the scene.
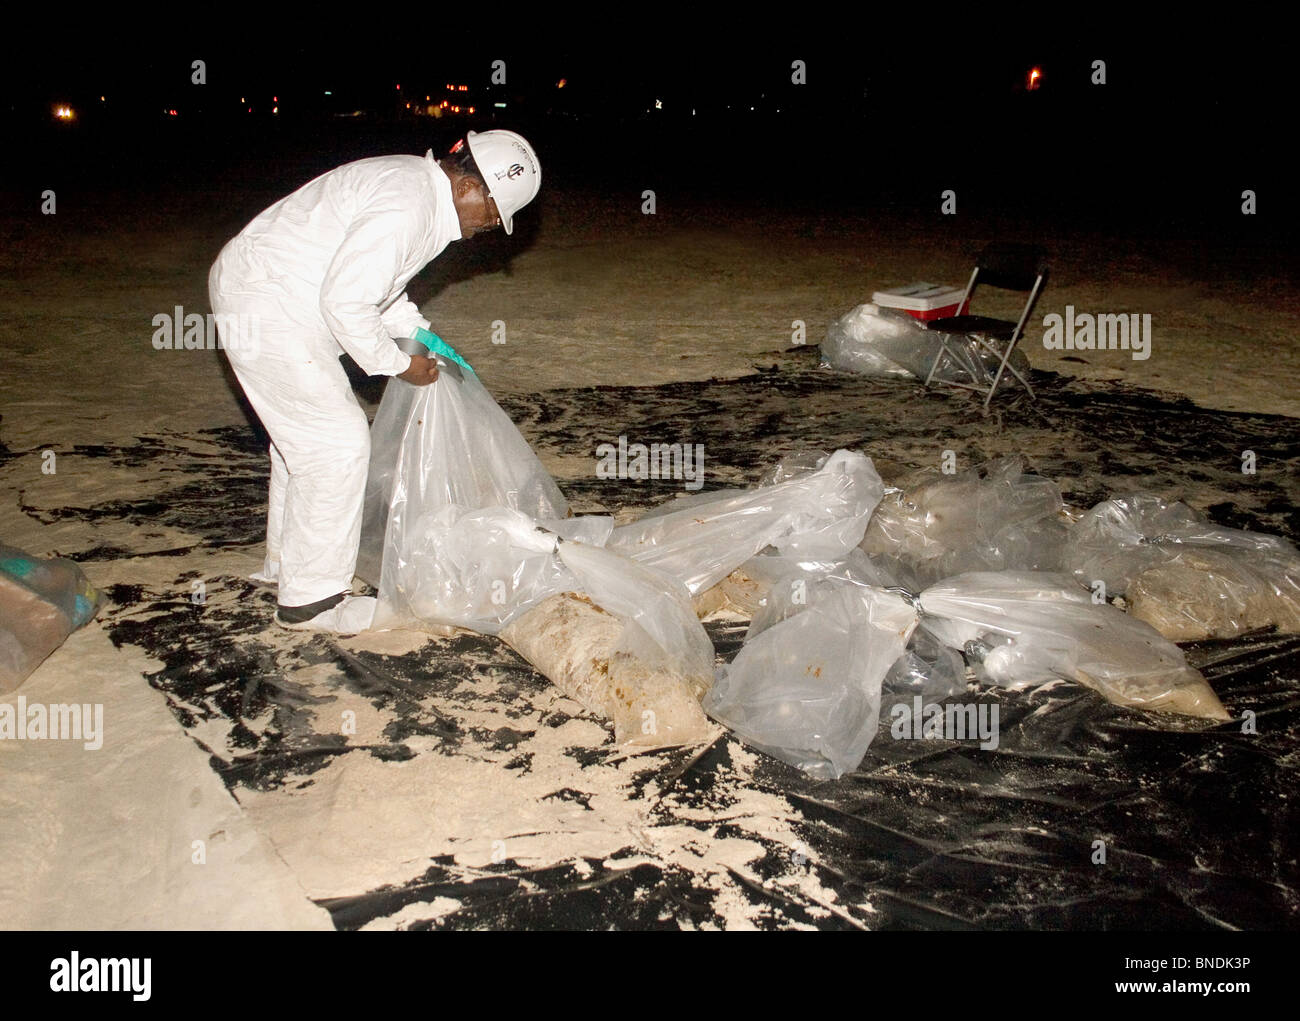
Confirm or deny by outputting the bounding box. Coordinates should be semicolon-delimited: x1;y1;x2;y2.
465;129;540;235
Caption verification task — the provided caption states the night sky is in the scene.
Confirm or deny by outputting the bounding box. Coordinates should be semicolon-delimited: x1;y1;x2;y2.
0;16;1290;240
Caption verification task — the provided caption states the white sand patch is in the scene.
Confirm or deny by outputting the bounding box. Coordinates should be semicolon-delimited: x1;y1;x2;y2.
0;614;330;930
233;657;866;926
359;897;463;930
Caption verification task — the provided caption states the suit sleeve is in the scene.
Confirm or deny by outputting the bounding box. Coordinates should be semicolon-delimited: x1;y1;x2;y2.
319;207;422;377
380;293;431;340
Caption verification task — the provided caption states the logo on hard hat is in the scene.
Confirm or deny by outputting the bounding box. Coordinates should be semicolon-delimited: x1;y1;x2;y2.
495;163;526;181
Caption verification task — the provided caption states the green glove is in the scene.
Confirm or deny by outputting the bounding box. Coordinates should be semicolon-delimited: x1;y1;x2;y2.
412;328;476;377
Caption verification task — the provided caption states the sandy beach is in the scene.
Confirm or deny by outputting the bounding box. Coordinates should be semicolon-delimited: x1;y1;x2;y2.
2;32;1296;929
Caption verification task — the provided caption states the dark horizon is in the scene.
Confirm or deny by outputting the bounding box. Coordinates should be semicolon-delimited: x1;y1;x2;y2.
1;22;1290;247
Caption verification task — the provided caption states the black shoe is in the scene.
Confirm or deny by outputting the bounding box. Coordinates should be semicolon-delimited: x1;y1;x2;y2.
274;591;347;625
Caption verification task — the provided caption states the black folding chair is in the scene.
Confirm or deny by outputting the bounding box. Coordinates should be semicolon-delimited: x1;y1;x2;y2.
923;243;1049;408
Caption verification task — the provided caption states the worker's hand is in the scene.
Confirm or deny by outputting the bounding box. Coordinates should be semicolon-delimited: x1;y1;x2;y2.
397;353;440;386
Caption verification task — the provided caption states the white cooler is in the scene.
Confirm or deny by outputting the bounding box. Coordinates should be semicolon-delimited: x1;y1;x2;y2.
871;282;967;323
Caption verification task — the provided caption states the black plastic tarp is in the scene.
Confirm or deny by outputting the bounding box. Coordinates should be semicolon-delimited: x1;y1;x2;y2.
36;360;1297;928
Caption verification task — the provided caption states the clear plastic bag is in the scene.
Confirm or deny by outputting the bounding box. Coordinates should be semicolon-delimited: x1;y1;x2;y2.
821;304;1030;386
357;373;568;590
917;571;1229;720
883;623;968;705
500;590;715;749
704;576;918;780
1065;494;1300;640
740;547;962;707
372;505;577;633
556;540;715;698
1;544;102;693
356;370;716;747
743;548;898;641
486;535;717;748
820;304;921;378
861;457;1066;591
1125;548;1300;641
1065;493;1295;591
608;449;885;594
756;449;835;487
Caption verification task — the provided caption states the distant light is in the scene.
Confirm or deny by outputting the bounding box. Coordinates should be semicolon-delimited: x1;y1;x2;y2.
247;107;252;113
1028;67;1042;90
99;95;105;102
459;85;467;92
405;102;410;108
272;105;278;114
241;97;245;103
494;102;506;108
654;98;662;109
425;95;430;101
273;95;278;103
557;78;566;88
324;91;332;96
468;106;474;114
54;105;74;120
396;83;401;90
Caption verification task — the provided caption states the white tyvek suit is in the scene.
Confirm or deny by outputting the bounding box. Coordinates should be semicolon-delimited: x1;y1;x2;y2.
208;151;463;607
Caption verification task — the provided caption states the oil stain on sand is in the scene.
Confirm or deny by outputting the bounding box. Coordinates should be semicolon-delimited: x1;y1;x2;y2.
19;363;1300;928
